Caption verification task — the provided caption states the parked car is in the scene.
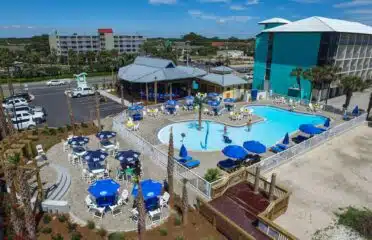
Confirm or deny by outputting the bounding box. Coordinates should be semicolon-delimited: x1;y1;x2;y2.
7;105;47;123
46;79;67;86
2;98;28;109
3;92;32;102
11;113;37;130
70;87;96;98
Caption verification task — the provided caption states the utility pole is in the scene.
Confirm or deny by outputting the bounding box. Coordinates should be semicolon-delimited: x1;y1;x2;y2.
186;41;190;67
120;84;125;108
95;91;101;131
66;94;75;134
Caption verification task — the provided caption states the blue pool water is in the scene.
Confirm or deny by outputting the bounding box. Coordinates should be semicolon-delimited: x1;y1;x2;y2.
157;106;327;152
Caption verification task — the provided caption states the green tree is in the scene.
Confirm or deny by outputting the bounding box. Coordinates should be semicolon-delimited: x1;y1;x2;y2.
167;127;175;209
367;92;372;120
323;66;341;104
340;75;363;110
181;178;189;225
290;67;304;99
303;66;325;102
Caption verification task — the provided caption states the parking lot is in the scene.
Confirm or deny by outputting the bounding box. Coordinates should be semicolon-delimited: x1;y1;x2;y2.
7;81;124;128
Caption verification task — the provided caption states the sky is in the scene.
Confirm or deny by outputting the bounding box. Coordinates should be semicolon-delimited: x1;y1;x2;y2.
1;0;372;38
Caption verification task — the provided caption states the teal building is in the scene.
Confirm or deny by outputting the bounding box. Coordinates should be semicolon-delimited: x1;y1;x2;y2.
253;16;372;101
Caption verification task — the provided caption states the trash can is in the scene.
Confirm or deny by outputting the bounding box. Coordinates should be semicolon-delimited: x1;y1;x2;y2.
251;89;258;101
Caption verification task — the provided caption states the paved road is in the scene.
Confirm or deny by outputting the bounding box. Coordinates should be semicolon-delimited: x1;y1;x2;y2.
11;81;124;128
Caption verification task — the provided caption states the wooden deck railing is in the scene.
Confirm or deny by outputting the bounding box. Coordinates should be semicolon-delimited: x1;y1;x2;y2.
206;167;298;240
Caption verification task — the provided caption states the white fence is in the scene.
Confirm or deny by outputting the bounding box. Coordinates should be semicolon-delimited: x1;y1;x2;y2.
112;112;212;199
248;112;368;173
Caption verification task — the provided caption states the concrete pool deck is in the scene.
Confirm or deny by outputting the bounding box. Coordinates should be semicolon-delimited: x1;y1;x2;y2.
266;124;372;239
121;100;345;176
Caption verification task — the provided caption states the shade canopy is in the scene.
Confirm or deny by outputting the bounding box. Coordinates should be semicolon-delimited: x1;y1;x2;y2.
208;100;220;107
88;179;120;199
83;149;108;163
352;105;359;116
179;144;188;158
165;100;177;106
87;162;104;171
223;98;236;103
282;133;289;145
132;179;162;201
115;150;140;163
243;141;266;154
299;124;325;135
128;105;144;111
68;136;89;146
222;145;248;160
96;131;117;140
324;118;330;128
207;92;219;98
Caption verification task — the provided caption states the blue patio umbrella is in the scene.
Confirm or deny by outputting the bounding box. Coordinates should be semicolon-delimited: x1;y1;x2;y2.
208;100;220;107
223;98;235;103
87;162;104;171
88;179;120;207
243;141;267;154
179;144;188;158
132;179;162;201
299;124;325;135
96;131;117;140
282;133;289;145
324;118;330;128
82;149;108;163
128;105;144;111
352;105;359;116
207;92;219;98
68;136;89;146
165;100;177;106
115;150;140;163
222;145;248;160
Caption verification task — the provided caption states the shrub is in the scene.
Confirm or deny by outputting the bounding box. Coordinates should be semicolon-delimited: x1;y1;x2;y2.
86;220;96;229
58;214;67;223
57;127;65;133
67;221;77;233
42;126;50;135
336;206;372;239
174;215;182;226
41;227;52;234
158;228;168;236
32;129;38;135
175;236;184;240
81;122;88;128
97;227;108;238
94;84;99;90
102;83;106;89
204;168;221;183
43;214;52;224
52;233;64;240
66;124;72;131
49;128;57;135
70;232;82;240
108;232;126;240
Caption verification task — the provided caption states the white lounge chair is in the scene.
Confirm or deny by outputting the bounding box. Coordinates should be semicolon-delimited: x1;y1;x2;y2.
92;206;105;219
308;103;315;112
85;195;95;212
148;208;162;224
36;144;45;156
133;122;140;131
109;204;122;217
130;208;139;223
62;140;69;152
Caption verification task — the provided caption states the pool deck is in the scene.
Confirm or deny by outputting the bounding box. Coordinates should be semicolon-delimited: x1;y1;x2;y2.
126;100;345;177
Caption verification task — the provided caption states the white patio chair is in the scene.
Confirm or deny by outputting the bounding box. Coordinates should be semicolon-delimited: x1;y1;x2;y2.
308;103;315;112
237;114;243;121
160;105;166;114
85;195;95;212
67;134;73;141
36;144;45;156
62;139;69;152
142;110;147;117
154;108;159;117
109;204;122;217
133;122;140;131
121;189;129;202
130;208;139;223
81;169;89;181
203;108;209;115
92;206;105;219
160;192;170;209
148;208;162;224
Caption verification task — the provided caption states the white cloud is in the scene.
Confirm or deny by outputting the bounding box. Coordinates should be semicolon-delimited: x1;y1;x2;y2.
149;0;177;4
246;0;259;5
291;0;320;3
346;9;372;13
230;5;247;10
334;0;372;8
188;10;253;23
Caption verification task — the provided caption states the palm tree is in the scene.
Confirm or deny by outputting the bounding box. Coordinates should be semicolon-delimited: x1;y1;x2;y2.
16;158;36;239
136;176;146;240
181;178;189;225
323;66;341;104
3;154;25;238
86;51;97;71
367;92;372;121
290;67;304;99
340;75;363;111
303;66;324;102
167;127;174;209
194;93;207;131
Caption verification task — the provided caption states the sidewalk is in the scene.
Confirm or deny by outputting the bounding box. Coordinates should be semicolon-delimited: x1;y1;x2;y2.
98;90;130;106
323;88;372;110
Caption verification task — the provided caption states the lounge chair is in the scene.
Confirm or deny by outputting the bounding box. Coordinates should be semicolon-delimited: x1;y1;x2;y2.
244;155;261;166
292;135;310;144
270;145;285;153
177;158;200;169
217;159;241;172
223;135;232;144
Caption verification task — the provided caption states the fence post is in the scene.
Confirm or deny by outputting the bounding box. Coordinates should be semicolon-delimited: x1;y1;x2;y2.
254;166;261;194
268;173;277;202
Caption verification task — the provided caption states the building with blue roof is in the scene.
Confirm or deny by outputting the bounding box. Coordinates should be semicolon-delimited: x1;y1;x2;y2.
118;56;248;103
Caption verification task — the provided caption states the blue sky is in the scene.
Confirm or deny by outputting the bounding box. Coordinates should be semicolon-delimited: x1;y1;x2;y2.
1;0;372;38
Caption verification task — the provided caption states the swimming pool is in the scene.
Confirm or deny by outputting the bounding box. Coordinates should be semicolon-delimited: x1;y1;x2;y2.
157;105;327;152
